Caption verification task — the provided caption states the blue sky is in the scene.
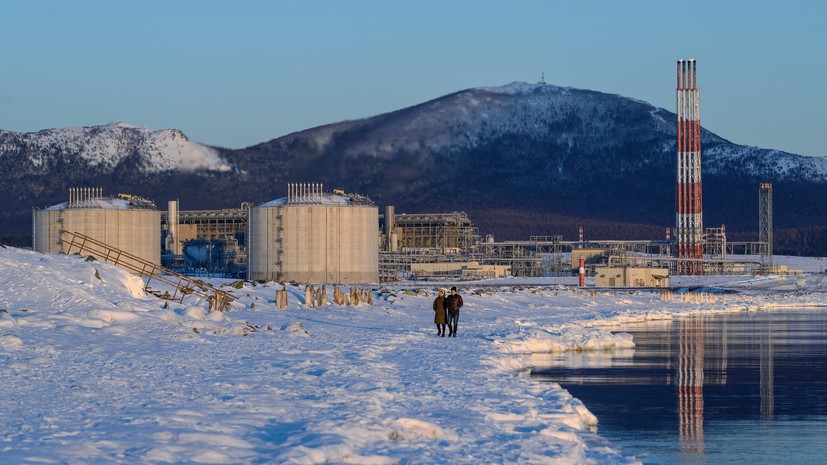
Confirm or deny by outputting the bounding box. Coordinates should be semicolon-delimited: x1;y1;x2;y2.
1;0;824;157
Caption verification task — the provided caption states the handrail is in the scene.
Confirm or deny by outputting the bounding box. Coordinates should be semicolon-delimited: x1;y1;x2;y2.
59;230;234;311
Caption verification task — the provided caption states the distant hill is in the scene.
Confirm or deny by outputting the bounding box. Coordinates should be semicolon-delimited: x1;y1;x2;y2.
3;82;827;254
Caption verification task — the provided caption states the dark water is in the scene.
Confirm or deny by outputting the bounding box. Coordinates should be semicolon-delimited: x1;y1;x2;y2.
531;310;827;464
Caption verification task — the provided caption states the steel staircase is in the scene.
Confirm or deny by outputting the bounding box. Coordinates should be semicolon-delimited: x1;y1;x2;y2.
60;230;235;311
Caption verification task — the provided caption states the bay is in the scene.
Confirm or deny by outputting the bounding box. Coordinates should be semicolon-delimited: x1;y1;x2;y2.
531;310;827;464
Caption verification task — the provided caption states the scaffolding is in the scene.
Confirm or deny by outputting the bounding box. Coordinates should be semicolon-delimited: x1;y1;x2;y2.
703;226;727;273
759;182;773;272
379;236;771;281
379;250;467;282
477;236;565;277
163;205;249;242
605;252;760;276
392;212;479;251
377;207;772;281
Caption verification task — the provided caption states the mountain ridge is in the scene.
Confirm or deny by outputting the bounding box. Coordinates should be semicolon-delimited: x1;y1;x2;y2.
0;122;230;173
3;82;827;254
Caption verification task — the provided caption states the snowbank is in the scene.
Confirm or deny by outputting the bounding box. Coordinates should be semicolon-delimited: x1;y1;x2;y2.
2;245;827;464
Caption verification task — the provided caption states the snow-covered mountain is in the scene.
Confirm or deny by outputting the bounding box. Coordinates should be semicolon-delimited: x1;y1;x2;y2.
0;122;230;173
258;81;827;181
221;82;827;253
2;82;827;254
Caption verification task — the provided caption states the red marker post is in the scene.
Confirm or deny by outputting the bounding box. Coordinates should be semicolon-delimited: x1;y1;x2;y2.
579;258;585;287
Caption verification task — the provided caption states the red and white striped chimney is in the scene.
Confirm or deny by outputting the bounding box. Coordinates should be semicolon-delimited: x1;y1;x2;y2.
676;59;703;274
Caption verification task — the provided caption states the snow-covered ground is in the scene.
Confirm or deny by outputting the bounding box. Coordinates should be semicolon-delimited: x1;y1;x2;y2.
2;246;827;464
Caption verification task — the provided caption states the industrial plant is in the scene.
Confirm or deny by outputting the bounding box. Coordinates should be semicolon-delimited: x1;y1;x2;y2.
30;60;785;288
161;201;249;276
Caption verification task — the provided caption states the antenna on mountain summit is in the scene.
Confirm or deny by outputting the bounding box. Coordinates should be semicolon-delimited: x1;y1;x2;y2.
540;72;545;84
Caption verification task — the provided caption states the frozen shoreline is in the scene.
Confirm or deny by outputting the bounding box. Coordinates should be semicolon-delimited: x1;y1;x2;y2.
2;246;827;464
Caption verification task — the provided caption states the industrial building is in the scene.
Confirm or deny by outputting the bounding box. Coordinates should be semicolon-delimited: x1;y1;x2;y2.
161;201;248;276
409;261;511;280
571;248;609;272
378;209;491;281
247;183;379;284
595;266;670;288
32;188;161;264
382;210;478;252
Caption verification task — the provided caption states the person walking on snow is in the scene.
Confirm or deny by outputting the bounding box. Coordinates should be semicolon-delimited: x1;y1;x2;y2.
445;286;463;337
432;289;447;337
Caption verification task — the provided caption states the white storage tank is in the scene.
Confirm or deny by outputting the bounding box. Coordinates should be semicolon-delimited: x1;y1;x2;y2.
33;188;161;265
248;183;379;284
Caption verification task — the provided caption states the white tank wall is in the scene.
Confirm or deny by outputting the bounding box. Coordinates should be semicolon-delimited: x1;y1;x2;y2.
247;206;278;281
33;209;161;265
248;204;379;284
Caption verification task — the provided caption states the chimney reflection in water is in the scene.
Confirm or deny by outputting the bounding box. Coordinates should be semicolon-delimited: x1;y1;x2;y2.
678;318;705;455
760;324;774;421
674;315;775;455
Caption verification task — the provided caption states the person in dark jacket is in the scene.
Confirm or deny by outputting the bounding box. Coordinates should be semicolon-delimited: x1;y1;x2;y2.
432;289;447;337
444;286;463;337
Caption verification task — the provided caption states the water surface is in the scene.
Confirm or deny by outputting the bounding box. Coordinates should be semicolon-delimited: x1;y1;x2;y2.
531;310;827;464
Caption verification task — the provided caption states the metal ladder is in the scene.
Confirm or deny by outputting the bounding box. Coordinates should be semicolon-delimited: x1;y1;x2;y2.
60;230;235;311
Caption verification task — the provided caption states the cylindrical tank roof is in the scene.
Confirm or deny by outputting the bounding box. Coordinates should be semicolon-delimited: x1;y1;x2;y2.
42;188;157;211
257;192;375;208
43;197;158;211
